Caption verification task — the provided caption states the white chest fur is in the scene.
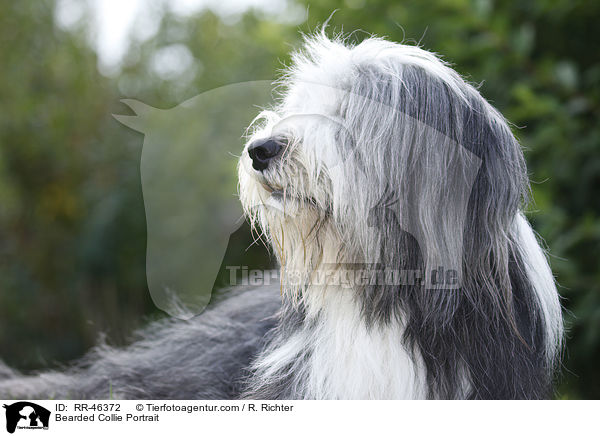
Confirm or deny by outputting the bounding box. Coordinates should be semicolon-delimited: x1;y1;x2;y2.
255;289;428;399
304;291;427;399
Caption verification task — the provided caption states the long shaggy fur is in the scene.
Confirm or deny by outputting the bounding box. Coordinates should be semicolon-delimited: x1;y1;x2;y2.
0;286;279;399
0;33;562;400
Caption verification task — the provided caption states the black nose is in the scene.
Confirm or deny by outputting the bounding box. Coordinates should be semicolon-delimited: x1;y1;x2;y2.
247;138;283;171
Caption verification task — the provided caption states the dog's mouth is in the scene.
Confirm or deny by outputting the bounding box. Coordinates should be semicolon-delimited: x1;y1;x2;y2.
270;188;314;206
243;155;322;212
259;181;319;209
269;189;286;201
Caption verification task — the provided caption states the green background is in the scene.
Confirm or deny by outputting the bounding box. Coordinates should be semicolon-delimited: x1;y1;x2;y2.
0;0;598;398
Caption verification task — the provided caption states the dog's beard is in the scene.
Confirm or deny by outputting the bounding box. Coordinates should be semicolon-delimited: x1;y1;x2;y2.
239;147;350;306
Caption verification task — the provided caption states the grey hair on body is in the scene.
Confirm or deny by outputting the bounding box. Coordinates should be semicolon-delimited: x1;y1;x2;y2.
0;286;281;399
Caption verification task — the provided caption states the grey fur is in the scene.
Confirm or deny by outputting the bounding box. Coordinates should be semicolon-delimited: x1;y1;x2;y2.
0;286;280;399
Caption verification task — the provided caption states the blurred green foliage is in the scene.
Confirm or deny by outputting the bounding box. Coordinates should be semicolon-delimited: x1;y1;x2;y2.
0;0;598;398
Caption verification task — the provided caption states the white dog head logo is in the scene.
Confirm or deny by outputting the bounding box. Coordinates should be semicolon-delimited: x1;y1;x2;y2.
114;81;276;317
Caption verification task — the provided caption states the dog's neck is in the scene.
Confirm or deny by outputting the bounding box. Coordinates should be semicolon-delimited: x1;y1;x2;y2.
248;224;427;399
246;217;427;399
298;284;427;399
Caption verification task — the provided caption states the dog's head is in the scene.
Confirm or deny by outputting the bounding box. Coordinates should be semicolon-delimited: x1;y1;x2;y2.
239;33;528;307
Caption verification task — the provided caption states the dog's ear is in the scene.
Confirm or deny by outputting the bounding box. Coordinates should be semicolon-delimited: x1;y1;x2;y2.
458;98;530;306
338;64;486;292
339;59;551;397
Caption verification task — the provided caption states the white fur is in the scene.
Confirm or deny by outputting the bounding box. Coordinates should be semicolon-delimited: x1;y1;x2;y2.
515;213;564;361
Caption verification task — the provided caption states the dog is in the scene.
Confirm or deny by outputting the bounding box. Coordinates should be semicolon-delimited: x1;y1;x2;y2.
0;32;562;400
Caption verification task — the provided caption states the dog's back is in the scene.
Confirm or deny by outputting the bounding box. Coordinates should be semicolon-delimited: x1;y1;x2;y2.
0;286;281;399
